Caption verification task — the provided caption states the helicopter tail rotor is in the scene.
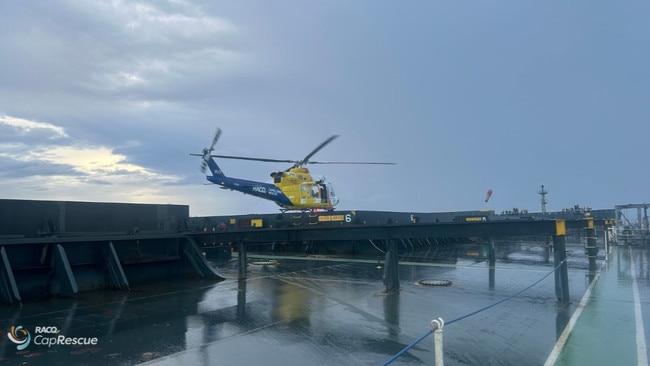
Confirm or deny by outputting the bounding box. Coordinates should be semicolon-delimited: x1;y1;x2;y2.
200;128;222;174
200;156;208;174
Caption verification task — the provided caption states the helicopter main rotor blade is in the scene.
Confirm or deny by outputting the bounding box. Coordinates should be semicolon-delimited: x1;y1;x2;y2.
199;133;395;167
299;135;339;165
210;154;297;164
307;161;396;165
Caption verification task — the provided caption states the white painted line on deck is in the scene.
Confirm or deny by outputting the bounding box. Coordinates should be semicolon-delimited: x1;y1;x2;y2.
545;247;648;366
543;256;607;366
630;246;648;366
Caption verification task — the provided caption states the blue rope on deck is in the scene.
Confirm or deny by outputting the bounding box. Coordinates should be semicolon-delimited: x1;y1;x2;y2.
382;259;566;365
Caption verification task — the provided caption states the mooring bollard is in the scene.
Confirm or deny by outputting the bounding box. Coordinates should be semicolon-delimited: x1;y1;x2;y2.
431;317;445;366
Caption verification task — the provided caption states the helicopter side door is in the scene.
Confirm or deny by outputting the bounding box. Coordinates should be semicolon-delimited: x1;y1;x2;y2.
324;181;338;207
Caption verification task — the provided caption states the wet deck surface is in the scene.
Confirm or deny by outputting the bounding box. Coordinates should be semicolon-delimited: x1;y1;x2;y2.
1;242;648;365
548;246;649;366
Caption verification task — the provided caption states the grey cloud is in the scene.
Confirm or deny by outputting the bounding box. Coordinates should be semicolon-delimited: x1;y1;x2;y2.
0;157;80;179
0;1;240;108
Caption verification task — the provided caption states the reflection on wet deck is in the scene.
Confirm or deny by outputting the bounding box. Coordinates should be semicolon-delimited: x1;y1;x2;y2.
1;242;648;366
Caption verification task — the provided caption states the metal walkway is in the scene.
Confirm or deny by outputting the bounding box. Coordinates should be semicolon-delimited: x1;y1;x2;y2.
546;245;649;366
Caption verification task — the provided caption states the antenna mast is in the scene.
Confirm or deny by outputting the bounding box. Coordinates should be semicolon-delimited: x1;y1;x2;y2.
538;184;548;213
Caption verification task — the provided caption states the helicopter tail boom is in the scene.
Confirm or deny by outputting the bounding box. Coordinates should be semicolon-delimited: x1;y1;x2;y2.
204;155;225;178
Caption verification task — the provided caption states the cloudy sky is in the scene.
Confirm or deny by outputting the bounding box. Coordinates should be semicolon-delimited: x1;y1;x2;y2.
1;1;648;217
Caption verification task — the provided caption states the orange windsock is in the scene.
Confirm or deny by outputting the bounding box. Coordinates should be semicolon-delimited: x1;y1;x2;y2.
485;189;493;202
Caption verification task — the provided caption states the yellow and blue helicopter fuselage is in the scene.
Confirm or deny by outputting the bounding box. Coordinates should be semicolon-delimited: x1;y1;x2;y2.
205;157;338;211
193;128;390;212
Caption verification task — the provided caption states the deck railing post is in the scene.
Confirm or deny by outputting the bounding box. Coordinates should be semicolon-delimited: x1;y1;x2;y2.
552;236;569;303
584;219;598;278
383;239;400;293
544;237;551;264
238;240;247;280
431;318;444;366
553;220;569;303
488;238;496;289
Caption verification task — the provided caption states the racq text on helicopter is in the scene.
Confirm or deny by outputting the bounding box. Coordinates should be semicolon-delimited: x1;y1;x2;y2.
191;129;394;212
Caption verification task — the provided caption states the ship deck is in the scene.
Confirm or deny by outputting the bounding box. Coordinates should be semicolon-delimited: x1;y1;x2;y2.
1;242;648;365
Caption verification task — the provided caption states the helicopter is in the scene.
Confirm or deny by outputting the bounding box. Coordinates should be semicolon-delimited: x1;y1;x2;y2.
191;128;395;211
